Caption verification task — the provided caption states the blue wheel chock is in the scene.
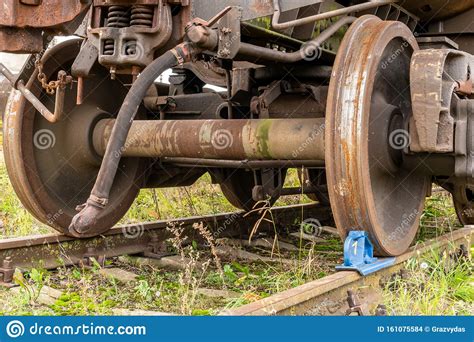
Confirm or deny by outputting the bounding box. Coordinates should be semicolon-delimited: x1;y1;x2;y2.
335;231;396;276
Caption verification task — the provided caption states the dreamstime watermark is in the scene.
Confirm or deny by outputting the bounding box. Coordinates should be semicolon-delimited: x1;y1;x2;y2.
385;209;419;244
381;40;410;70
113;123;148;159
213;212;239;239
123;41;145;61
292;123;325;158
46;209;64;226
5;320;146;337
33;129;56;150
389;129;411;150
6;320;24;338
211;129;234;150
299;41;323;62
122;223;145;239
300;218;323;237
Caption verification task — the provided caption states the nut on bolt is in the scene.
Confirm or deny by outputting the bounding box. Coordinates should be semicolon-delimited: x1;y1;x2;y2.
3;257;12;268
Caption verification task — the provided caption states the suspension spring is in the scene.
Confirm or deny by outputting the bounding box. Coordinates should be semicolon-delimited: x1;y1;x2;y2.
130;5;154;28
104;5;130;55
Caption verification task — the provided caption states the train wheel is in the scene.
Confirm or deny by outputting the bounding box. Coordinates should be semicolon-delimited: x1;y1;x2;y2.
3;38;143;236
297;168;330;205
452;187;474;225
219;169;286;210
325;16;430;256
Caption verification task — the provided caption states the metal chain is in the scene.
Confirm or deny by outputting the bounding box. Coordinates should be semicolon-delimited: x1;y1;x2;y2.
35;57;73;95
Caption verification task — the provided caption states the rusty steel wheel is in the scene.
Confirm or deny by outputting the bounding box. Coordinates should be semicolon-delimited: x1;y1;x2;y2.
452;187;474;225
325;16;430;256
219;169;287;211
3;38;143;237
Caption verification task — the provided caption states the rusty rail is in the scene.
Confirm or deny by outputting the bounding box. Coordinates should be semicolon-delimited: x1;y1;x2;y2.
223;227;473;315
0;204;331;278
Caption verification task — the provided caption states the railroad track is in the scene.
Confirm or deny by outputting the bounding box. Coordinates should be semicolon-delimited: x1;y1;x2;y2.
0;203;470;316
0;203;331;283
224;227;473;316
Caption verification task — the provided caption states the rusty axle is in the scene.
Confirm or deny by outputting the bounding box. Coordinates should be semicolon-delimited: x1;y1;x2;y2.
93;118;326;161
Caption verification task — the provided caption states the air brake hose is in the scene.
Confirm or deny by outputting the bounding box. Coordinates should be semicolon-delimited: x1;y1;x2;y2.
68;43;193;237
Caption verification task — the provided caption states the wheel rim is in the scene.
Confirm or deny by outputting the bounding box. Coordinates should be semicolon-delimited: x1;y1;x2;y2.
325;16;430;256
3;39;143;236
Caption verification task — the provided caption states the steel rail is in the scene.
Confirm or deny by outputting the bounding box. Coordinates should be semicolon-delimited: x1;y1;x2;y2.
0;204;331;278
223;227;473;316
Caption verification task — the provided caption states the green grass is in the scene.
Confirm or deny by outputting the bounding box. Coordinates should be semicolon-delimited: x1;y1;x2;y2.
383;247;474;315
0;234;337;315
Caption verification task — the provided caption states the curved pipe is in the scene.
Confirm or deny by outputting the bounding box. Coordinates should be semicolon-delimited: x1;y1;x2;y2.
272;0;396;30
0;63;67;123
69;43;193;237
239;16;356;63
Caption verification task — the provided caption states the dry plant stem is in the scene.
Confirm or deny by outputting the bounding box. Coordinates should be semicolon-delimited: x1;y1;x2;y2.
192;222;224;280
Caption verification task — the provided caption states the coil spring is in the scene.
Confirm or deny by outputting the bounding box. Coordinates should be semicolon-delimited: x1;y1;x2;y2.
107;6;130;28
130;5;154;27
103;6;130;55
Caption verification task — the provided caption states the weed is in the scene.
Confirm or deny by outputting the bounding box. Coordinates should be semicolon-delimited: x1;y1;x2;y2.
383;248;473;315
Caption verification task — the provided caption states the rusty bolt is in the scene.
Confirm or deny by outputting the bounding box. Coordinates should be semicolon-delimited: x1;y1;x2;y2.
3;257;12;268
375;304;388;316
346;290;360;308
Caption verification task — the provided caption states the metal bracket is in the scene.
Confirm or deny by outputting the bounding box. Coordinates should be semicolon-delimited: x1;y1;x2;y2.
217;6;242;60
410;49;473;153
141;236;173;259
82;247;106;267
345;290;367;316
336;231;395;276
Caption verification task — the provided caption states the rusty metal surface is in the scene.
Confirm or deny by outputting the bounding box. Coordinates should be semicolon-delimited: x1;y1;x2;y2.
3;39;143;236
190;0;321;22
88;0;173;68
224;227;473;315
400;0;474;21
93;118;326;160
0;27;43;53
0;204;330;271
410;49;473;153
325;15;430;256
0;0;90;28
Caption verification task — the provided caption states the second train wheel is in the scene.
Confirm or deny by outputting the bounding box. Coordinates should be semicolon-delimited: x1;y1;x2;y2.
3;39;144;237
452;186;474;225
325;16;430;256
219;169;287;211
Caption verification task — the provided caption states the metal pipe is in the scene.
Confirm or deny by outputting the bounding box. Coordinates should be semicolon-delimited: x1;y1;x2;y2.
0;63;66;123
272;0;395;30
160;157;325;169
92;118;326;161
69;43;193;237
238;16;356;63
76;76;84;105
